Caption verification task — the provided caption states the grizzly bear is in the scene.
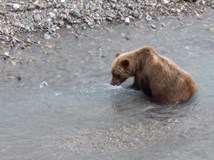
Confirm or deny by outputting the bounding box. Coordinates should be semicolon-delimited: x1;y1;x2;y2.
110;47;197;104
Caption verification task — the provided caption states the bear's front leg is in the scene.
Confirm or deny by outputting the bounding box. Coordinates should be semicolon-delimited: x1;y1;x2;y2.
130;77;141;90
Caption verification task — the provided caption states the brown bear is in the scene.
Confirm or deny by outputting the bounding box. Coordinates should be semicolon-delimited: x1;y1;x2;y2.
110;47;197;104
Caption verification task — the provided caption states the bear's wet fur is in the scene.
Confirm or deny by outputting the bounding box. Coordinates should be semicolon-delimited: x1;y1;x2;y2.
110;47;197;104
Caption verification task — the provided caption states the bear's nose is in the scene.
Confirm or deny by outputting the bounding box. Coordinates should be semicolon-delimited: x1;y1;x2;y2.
110;81;116;85
111;81;120;86
110;79;117;86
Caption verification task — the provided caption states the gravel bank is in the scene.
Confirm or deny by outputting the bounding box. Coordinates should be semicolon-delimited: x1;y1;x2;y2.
0;0;213;47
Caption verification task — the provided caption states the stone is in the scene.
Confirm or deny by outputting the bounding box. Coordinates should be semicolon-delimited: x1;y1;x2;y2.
146;14;152;22
145;0;157;7
125;17;130;25
13;4;20;10
132;10;140;18
151;24;157;29
34;14;42;22
161;0;170;4
105;11;116;18
44;33;51;39
109;0;117;2
40;81;48;88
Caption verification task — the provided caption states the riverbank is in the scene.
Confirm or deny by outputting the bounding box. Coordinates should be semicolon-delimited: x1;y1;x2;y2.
0;0;213;49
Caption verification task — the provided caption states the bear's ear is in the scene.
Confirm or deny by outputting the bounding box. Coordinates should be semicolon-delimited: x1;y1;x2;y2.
121;59;129;68
115;53;120;57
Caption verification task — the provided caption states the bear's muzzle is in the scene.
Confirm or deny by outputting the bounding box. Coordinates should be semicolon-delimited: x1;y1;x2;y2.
110;77;121;86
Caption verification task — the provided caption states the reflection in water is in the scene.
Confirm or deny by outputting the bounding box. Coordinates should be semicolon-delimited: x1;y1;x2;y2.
110;85;197;121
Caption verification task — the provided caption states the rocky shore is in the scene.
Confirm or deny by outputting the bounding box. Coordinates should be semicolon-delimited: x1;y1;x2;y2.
0;0;213;48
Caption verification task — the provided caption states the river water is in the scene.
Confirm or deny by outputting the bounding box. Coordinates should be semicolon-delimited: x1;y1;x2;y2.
0;11;214;160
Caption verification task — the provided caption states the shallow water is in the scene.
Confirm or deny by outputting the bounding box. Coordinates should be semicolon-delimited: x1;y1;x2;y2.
0;11;214;160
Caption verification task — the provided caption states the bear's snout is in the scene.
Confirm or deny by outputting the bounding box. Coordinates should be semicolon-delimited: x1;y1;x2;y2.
110;77;120;86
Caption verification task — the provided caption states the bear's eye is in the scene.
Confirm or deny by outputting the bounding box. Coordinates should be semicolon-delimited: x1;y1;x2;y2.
113;73;120;79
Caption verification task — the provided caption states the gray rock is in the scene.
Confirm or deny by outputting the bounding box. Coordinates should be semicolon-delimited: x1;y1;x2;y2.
146;14;152;22
66;25;71;29
44;33;51;39
34;14;42;22
109;0;117;3
161;0;171;4
105;11;116;18
132;10;140;18
145;0;157;7
171;8;177;13
40;81;48;88
72;9;82;18
125;17;130;25
151;24;157;29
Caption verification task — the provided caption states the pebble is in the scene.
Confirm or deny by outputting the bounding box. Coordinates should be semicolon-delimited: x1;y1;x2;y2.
40;81;48;88
146;14;152;22
125;17;130;25
66;25;71;29
151;24;157;29
34;14;42;22
105;11;116;19
171;8;177;13
4;52;11;58
145;0;157;7
132;10;140;18
44;33;51;39
161;0;170;4
13;4;20;10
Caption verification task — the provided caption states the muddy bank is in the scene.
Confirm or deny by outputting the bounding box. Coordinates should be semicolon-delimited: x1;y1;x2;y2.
0;10;214;160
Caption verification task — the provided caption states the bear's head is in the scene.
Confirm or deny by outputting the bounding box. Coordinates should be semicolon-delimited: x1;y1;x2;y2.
110;53;135;86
